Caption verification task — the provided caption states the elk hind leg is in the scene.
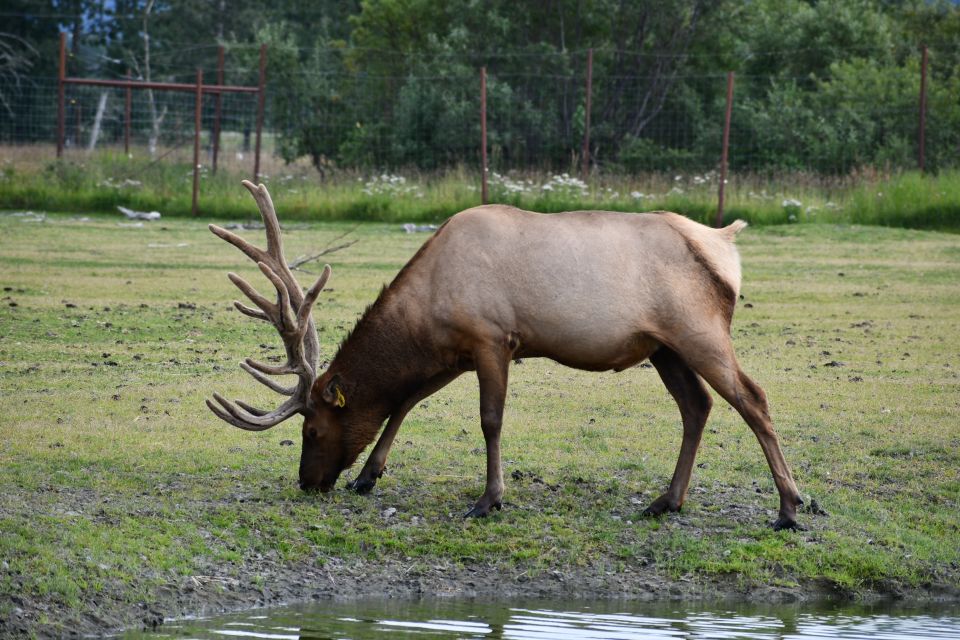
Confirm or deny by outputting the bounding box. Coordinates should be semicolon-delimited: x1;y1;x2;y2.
642;347;713;518
679;337;803;530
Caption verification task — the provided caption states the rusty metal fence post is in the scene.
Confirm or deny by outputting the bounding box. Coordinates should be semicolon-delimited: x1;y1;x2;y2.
124;70;132;155
918;44;928;173
253;44;267;183
480;66;488;205
192;68;203;216
581;48;593;180
213;45;224;174
715;71;735;228
57;32;66;158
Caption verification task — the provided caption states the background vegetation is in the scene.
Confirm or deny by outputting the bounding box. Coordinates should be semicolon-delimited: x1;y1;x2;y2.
3;150;960;231
2;0;960;175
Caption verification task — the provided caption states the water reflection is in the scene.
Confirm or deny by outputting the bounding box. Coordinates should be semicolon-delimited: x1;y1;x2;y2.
134;599;960;640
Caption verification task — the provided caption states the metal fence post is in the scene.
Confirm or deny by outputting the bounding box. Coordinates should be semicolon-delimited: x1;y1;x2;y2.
124;69;132;155
193;68;203;216
57;32;66;158
918;44;928;173
581;48;593;180
480;66;488;205
213;45;224;174
715;71;735;228
254;44;267;183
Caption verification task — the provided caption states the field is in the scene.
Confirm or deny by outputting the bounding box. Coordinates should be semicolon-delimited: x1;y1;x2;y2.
0;207;959;636
3;146;960;230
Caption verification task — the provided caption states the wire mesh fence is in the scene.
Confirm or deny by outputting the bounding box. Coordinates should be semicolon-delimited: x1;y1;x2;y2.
1;76;259;168
1;45;956;185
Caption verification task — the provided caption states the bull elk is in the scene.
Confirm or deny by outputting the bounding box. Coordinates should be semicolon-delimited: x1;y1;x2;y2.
208;181;803;530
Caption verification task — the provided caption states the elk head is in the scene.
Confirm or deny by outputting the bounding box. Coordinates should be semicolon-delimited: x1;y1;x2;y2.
206;180;344;491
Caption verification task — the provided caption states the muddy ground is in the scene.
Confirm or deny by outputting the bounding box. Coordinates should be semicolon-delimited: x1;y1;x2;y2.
3;481;958;639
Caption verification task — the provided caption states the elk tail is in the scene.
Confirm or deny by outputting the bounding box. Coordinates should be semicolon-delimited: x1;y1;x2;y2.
720;219;748;241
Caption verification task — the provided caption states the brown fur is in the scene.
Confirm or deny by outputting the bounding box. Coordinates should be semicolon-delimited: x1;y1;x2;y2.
333;218;452;361
310;208;797;528
673;226;738;322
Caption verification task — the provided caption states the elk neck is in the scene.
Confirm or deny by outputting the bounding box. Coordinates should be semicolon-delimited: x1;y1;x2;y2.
322;283;444;452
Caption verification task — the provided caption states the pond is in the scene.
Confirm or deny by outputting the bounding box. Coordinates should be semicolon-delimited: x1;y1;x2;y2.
127;598;960;639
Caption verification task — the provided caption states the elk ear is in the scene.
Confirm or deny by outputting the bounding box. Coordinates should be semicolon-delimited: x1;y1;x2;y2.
321;375;347;408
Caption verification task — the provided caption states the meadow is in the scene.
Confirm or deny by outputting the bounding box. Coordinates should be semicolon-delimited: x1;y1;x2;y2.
0;202;958;636
2;144;960;230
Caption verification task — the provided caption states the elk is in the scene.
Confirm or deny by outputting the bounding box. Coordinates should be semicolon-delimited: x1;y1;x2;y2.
208;181;803;530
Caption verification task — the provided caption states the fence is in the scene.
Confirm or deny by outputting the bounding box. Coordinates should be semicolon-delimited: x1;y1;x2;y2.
0;76;262;180
1;41;956;221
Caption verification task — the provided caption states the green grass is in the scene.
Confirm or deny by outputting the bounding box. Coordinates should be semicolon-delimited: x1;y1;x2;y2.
0;210;958;635
2;147;960;229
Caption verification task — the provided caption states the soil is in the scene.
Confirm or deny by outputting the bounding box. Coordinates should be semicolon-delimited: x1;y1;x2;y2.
7;551;957;639
3;483;959;639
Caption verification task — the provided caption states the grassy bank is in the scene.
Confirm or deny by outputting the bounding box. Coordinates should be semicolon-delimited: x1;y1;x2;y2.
0;211;958;636
2;146;960;229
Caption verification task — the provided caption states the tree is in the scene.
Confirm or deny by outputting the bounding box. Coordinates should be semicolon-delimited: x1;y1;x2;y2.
0;33;37;116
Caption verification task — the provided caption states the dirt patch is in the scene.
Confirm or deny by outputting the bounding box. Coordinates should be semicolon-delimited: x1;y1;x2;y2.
3;481;958;639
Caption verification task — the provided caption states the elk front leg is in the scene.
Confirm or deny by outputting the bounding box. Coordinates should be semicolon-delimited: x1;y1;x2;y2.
346;411;403;494
465;347;509;518
348;371;461;494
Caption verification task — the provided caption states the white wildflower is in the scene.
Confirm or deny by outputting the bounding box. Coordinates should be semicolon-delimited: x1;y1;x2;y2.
362;174;423;198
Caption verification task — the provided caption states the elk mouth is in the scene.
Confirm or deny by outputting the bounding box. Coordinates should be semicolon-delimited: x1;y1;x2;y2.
299;473;340;493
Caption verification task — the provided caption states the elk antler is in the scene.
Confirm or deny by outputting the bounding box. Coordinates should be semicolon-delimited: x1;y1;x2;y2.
206;180;330;431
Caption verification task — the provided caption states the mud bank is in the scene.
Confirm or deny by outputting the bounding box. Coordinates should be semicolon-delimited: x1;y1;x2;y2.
5;548;958;638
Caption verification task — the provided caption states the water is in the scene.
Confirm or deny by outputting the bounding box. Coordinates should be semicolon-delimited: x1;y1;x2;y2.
129;599;960;639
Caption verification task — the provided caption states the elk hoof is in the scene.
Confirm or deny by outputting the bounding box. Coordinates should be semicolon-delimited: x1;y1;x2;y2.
464;500;502;519
346;475;378;494
641;496;680;518
772;515;802;531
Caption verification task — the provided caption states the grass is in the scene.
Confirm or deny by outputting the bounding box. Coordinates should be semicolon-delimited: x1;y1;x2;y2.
0;208;959;635
2;144;960;229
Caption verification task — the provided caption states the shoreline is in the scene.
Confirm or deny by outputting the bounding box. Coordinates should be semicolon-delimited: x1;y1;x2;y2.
7;551;960;637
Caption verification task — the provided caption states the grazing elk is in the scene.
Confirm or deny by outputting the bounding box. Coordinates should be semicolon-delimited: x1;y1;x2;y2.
208;181;803;530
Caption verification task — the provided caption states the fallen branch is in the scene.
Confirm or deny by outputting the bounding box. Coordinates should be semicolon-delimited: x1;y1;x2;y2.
289;240;358;270
289;236;359;272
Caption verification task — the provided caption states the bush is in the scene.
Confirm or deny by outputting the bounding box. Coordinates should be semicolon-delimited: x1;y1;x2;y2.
618;136;707;173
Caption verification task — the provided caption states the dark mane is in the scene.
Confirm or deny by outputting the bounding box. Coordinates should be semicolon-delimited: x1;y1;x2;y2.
333;218;452;360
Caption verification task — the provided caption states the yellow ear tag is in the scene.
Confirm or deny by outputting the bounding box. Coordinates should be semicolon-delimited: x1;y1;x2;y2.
335;386;346;408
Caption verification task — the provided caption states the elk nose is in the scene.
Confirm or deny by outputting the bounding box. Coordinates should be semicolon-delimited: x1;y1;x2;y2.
298;479;321;492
